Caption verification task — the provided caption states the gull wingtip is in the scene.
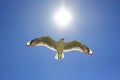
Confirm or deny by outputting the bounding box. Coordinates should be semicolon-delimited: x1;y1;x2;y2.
89;49;93;55
26;41;31;47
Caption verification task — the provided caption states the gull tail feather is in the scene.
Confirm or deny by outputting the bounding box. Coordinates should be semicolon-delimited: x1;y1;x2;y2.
55;53;64;60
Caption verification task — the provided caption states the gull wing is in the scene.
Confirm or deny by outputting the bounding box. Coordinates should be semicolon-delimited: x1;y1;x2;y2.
64;40;93;55
26;36;57;51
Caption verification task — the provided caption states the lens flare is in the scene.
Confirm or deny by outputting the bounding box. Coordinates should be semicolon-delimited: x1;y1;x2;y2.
53;7;73;29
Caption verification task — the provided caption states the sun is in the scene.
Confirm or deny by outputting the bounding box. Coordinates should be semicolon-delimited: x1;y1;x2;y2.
53;7;73;29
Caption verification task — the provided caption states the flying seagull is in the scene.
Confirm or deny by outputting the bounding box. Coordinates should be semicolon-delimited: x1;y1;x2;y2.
26;36;93;60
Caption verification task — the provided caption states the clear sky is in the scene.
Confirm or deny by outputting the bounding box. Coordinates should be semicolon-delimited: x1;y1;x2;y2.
1;0;120;80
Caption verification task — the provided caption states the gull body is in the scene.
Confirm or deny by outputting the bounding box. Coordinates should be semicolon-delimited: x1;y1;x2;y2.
55;39;64;59
26;36;93;60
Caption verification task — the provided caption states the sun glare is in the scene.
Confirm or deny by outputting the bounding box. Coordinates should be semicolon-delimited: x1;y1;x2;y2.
53;7;73;29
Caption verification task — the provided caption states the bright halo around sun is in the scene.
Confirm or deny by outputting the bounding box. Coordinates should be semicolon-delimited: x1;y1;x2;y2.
53;7;73;29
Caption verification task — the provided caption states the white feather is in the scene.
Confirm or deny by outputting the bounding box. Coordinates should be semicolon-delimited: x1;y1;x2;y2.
26;41;30;46
36;42;56;51
55;53;64;60
63;47;83;52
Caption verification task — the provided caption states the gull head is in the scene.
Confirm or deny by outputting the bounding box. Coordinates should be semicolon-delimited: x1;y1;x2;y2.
60;38;64;41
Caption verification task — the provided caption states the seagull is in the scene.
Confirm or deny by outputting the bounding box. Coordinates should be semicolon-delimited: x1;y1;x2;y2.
26;36;93;60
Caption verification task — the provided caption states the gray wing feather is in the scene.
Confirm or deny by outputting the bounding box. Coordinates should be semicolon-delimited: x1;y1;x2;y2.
64;40;92;55
27;36;57;51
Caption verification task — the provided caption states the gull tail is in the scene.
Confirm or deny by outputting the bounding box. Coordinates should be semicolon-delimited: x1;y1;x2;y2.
55;53;64;60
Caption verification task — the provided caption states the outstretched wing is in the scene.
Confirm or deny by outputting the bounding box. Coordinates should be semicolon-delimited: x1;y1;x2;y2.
64;40;93;55
26;36;57;51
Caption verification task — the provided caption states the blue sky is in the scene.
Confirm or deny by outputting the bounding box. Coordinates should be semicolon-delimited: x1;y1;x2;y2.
0;0;120;80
